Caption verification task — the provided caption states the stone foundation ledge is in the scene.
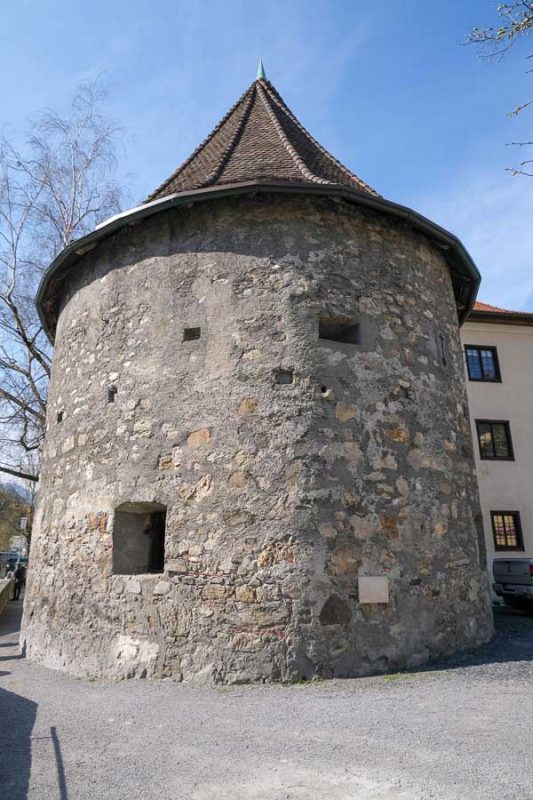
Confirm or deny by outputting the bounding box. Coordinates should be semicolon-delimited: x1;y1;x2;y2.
0;579;13;616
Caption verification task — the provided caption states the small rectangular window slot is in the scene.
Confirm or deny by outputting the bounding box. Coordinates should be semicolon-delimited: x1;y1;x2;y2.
438;332;448;367
107;385;117;403
183;327;201;342
56;410;64;423
319;318;360;345
275;368;294;385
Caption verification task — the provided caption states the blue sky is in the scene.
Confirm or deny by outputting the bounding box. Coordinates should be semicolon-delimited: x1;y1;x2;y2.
2;0;532;308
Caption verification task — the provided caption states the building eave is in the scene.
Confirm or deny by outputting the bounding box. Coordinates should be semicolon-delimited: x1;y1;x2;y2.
465;310;533;328
36;180;481;342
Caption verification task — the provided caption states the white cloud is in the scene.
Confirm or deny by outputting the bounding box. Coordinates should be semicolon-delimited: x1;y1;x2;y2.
414;170;533;311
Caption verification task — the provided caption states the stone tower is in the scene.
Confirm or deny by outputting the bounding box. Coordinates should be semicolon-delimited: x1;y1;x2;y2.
23;71;493;682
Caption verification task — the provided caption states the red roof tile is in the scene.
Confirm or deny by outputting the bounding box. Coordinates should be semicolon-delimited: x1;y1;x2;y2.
473;301;533;316
146;78;378;202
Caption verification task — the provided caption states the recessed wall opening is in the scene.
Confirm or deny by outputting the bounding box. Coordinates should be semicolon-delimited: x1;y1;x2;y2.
112;502;167;575
319;317;360;345
56;410;64;423
107;385;117;403
183;326;201;342
438;332;448;367
275;368;294;385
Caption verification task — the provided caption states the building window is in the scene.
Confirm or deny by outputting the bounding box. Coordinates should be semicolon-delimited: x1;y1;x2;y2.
319;317;360;345
465;345;501;382
491;511;524;551
112;502;166;575
475;420;514;460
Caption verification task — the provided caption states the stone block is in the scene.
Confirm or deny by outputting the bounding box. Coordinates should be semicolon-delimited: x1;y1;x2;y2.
318;522;336;538
335;402;357;422
235;585;256;603
228;470;249;488
384;428;410;444
166;559;188;573
179;474;212;502
159;454;173;470
328;543;361;575
202;583;229;600
237;398;258;415
319;594;351;625
153;581;171;596
380;514;399;541
187;428;212;446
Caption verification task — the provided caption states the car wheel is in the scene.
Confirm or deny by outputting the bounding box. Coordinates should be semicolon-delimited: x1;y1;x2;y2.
507;597;528;611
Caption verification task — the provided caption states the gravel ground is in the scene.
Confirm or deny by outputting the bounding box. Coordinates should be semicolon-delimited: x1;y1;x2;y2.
1;601;532;800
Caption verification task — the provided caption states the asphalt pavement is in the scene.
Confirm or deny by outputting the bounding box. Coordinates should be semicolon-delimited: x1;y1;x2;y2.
1;598;532;800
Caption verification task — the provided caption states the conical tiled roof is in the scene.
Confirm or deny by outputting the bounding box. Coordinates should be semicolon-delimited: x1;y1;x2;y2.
37;72;482;341
146;77;378;202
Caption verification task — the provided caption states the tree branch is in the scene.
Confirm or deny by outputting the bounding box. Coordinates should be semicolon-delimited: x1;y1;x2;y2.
0;464;38;482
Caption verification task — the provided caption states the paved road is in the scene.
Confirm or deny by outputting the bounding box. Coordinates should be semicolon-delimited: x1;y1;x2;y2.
1;600;532;800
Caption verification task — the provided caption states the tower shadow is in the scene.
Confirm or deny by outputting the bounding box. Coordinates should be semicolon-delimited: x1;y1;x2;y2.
0;686;37;800
0;596;36;799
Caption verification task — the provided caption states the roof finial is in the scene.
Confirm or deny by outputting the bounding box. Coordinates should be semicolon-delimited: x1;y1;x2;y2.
257;59;266;80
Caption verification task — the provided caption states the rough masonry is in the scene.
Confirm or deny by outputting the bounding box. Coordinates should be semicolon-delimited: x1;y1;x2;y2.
22;75;494;683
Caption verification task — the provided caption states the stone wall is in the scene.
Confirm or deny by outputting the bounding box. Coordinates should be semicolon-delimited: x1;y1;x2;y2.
22;193;494;682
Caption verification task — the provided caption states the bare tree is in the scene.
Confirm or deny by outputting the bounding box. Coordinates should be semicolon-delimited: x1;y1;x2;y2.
468;2;533;176
0;81;125;482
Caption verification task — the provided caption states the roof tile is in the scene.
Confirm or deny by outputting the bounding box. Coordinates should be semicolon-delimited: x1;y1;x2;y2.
146;78;378;202
473;301;532;316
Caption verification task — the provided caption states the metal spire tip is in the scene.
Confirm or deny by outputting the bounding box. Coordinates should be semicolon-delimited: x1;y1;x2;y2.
257;59;266;80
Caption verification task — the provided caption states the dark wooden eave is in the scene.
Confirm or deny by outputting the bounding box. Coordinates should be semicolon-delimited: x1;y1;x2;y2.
466;307;533;327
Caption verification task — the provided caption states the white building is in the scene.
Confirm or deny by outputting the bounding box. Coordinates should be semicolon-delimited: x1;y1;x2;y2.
461;301;533;595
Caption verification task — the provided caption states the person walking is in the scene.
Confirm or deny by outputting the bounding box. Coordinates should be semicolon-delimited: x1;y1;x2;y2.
12;563;26;601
